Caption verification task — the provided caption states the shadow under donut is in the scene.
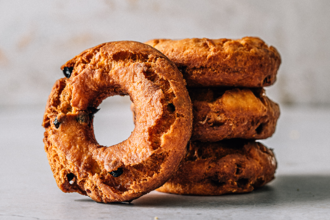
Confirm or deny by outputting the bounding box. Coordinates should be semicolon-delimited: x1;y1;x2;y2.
130;174;330;208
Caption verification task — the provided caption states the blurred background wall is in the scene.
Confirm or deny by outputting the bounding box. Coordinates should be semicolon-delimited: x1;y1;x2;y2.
1;0;329;107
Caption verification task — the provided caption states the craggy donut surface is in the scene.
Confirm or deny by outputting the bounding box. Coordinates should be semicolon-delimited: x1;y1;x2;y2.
189;87;280;142
145;37;281;87
42;41;193;203
131;88;280;142
157;140;277;195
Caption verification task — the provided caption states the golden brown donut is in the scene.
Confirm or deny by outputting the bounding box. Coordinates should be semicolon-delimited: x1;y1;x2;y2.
132;88;280;142
42;41;193;203
157;140;277;195
189;87;280;142
145;37;281;87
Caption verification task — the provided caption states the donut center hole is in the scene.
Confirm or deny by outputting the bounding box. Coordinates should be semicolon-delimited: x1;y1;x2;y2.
93;96;135;146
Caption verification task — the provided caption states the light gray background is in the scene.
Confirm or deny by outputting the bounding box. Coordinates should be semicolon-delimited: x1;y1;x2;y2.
1;1;330;219
1;0;330;106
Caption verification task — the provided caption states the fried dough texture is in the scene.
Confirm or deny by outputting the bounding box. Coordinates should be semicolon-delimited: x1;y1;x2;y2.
157;140;277;195
146;37;281;87
132;88;280;142
189;88;280;142
42;41;193;203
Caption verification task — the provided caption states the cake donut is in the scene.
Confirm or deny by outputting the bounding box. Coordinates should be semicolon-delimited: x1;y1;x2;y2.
42;41;193;203
145;37;281;87
132;88;280;142
189;87;280;142
157;140;277;195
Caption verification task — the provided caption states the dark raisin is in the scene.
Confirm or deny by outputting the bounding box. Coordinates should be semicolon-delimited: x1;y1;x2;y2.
87;107;100;115
235;164;242;175
256;123;265;134
110;168;123;177
263;75;271;85
63;67;73;78
167;103;175;112
53;117;60;128
77;113;89;124
67;173;75;184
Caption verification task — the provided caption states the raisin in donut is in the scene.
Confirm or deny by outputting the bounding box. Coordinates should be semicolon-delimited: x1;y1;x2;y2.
132;88;280;142
157;140;277;195
145;37;281;87
189;87;280;142
42;41;192;203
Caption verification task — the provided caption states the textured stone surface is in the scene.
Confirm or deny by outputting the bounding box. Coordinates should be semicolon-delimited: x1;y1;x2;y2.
1;0;330;105
1;103;330;219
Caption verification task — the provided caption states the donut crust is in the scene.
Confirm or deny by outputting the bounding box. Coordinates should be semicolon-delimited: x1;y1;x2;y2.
189;88;280;142
157;140;277;195
42;41;192;203
132;88;280;142
146;37;281;87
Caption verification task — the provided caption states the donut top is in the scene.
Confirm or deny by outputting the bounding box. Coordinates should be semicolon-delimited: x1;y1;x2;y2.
146;37;281;87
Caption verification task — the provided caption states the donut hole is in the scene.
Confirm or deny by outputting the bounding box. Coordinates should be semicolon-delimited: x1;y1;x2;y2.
93;96;135;146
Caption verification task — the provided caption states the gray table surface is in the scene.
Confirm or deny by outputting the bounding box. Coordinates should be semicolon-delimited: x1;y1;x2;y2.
1;102;330;220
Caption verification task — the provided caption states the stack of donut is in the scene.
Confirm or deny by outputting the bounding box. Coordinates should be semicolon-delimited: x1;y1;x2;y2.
143;37;281;195
42;37;280;203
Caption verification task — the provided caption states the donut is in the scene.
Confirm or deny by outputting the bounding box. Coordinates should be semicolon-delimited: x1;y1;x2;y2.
132;88;280;142
157;140;277;195
189;87;280;142
42;41;193;203
145;37;281;87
